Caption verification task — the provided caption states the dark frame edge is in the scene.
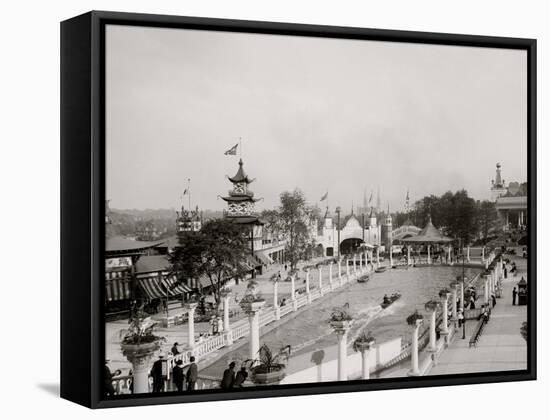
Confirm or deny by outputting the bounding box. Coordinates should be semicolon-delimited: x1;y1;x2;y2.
61;11;94;408
60;10;536;409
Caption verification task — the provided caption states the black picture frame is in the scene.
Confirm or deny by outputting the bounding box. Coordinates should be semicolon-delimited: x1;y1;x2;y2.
61;10;537;409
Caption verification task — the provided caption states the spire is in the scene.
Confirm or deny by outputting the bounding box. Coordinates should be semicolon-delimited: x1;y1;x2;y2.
376;187;381;213
363;188;367;214
494;162;503;187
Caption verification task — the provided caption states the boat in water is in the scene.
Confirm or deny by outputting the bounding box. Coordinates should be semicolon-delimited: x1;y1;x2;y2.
375;266;387;273
357;274;370;283
381;292;401;309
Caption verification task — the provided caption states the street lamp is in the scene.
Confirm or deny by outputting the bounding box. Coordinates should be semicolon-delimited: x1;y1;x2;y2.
461;239;466;340
336;206;341;260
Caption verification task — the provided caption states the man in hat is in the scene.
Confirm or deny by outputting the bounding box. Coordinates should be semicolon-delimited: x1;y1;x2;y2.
171;342;180;356
512;287;518;306
220;362;236;389
172;360;185;392
151;354;166;393
186;356;198;391
104;359;116;396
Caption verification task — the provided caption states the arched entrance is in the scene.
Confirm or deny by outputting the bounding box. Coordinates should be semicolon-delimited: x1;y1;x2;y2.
340;238;364;255
326;247;334;257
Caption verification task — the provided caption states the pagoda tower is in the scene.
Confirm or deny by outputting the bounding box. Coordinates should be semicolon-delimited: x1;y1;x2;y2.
490;163;507;201
176;205;201;236
221;159;262;223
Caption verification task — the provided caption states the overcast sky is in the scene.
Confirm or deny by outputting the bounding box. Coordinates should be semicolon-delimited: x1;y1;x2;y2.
106;24;527;213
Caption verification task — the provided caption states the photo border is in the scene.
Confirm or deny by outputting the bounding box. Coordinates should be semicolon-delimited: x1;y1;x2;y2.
60;10;536;409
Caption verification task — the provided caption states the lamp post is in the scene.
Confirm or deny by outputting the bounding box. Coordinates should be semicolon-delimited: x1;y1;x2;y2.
461;240;466;340
336;207;341;260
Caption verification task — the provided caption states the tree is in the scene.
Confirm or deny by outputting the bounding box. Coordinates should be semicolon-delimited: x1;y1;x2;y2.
170;219;251;307
478;200;499;243
278;189;316;270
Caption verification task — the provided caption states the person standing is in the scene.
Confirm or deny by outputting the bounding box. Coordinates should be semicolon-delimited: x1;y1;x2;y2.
172;360;185;392
151;355;166;393
491;293;497;308
186;356;198;391
220;362;236;389
512;287;518;305
504;266;508;279
171;342;180;356
104;360;116;397
457;310;464;328
233;366;249;387
469;296;476;310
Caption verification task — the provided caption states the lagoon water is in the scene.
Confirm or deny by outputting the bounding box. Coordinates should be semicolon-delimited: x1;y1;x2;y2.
201;266;479;376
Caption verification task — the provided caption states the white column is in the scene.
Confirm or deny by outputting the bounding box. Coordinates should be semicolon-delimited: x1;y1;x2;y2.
336;328;349;381
441;294;449;335
408;322;421;376
376;247;380;268
428;309;437;351
361;348;371;380
481;247;485;262
389;247;393;267
407;247;411;266
223;294;231;332
483;276;490;304
290;274;296;301
460;282;464;312
427;245;431;265
129;354;154;394
448;246;452;265
187;305;196;349
305;269;311;303
273;282;280;320
318;266;323;295
451;286;458;321
329;262;334;290
247;310;261;360
364;251;368;272
467;246;471;262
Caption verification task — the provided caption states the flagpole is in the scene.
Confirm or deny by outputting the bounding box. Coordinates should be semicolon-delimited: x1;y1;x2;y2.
239;137;242;160
187;178;191;211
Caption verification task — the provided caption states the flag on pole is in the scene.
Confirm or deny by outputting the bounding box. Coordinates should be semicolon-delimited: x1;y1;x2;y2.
320;192;328;201
368;191;373;203
183;189;188;195
224;143;238;155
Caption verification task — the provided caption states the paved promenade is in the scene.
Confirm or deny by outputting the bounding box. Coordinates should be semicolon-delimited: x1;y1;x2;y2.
428;255;527;375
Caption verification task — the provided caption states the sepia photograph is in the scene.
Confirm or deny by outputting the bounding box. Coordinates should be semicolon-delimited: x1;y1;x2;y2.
102;23;529;397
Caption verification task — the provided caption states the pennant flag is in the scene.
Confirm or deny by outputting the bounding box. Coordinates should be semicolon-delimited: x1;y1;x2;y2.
183;189;188;195
224;143;238;155
320;192;328;201
368;191;373;204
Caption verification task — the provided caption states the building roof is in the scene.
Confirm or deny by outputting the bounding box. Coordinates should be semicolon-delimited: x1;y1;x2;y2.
220;195;260;203
227;159;254;184
105;237;166;256
135;255;171;273
402;218;453;243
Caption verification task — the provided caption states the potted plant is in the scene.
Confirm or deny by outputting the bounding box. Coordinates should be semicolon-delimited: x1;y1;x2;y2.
424;299;439;312
329;304;354;330
438;288;451;298
352;331;375;353
121;302;165;358
239;279;265;312
247;344;291;385
406;310;424;327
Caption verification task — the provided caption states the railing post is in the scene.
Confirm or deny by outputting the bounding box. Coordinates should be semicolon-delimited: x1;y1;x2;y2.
484;275;490;305
467;246;471;262
329;262;334;291
407;246;411;266
376;247;380;268
305;269;311;303
273;281;280;320
318;266;324;296
451;285;458;322
408;320;422;376
184;302;198;350
427;245;431;265
331;321;351;381
427;307;437;352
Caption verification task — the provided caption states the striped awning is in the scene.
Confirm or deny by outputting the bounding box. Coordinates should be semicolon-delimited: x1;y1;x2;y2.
138;273;192;299
105;271;132;302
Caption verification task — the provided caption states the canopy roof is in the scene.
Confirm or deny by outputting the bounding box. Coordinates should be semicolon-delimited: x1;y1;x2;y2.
402;218;453;243
106;237;166;256
228;159;254;184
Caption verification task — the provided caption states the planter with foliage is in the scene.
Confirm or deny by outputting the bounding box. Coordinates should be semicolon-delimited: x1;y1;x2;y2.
121;303;165;359
329;305;354;330
406;310;424;327
247;344;291;385
240;280;266;312
439;288;451;299
424;299;439;312
352;331;375;353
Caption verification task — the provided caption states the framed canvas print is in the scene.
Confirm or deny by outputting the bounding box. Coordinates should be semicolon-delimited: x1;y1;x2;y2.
60;11;536;409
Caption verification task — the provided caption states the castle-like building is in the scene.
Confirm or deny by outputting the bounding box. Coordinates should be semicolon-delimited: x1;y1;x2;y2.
490;163;527;230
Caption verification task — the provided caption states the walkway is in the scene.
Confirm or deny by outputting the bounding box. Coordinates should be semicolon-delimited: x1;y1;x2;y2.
428;254;527;375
